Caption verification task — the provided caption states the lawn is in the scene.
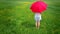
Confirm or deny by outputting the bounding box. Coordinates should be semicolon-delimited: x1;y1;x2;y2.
0;0;60;34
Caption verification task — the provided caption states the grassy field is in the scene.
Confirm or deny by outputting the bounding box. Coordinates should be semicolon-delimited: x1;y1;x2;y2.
0;0;60;34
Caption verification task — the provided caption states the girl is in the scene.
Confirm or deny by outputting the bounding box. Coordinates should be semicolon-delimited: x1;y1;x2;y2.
30;0;47;29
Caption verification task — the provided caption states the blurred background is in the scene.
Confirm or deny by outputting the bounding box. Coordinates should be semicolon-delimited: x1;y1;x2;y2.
0;0;60;34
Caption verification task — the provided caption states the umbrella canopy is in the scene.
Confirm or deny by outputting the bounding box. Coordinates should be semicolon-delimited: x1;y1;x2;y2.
30;1;48;13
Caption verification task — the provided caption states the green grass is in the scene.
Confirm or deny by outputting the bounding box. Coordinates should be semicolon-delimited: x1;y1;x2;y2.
0;1;60;34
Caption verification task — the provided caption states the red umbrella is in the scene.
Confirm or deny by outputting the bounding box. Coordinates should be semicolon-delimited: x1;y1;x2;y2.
30;1;48;13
